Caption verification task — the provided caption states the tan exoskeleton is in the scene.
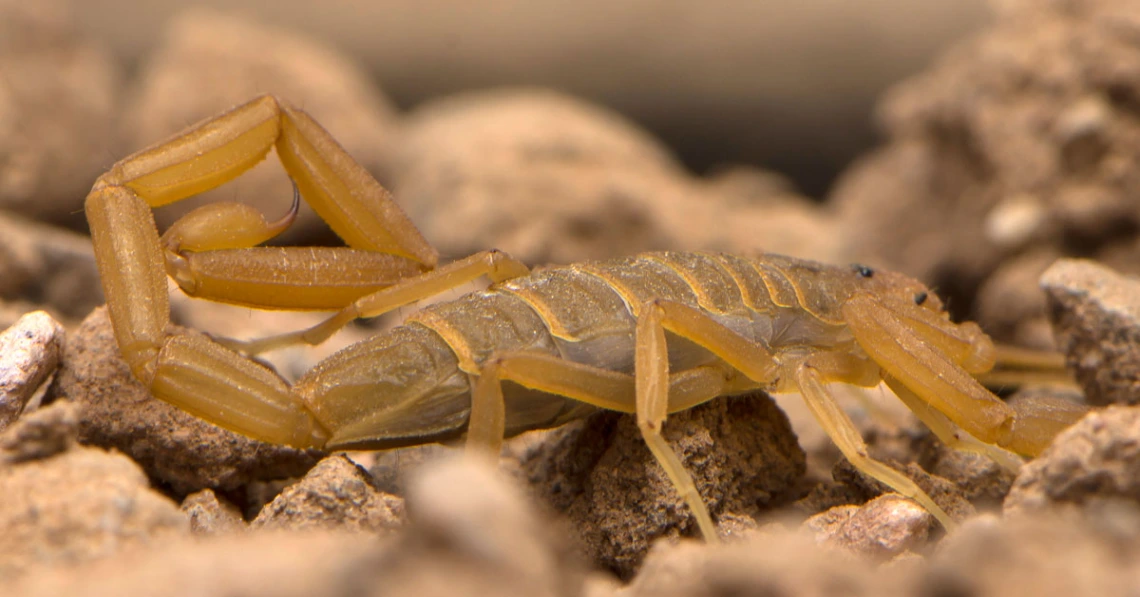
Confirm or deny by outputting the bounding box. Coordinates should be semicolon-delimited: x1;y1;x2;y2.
86;95;1087;541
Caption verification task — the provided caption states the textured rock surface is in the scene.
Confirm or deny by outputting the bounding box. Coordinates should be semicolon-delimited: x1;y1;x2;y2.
395;88;837;265
0;213;103;321
1042;258;1140;405
804;494;932;559
1005;406;1140;516
181;490;246;535
253;455;404;532
521;392;806;578
0;444;187;578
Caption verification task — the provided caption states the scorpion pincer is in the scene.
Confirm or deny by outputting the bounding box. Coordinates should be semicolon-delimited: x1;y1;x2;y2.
85;95;1087;541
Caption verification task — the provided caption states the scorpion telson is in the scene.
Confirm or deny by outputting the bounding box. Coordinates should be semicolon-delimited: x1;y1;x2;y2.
85;95;1088;542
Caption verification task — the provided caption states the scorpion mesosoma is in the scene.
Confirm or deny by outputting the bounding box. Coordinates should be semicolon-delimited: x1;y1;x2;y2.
86;95;1086;540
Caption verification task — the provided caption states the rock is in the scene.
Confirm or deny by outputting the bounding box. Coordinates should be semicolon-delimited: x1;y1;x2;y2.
1005;405;1140;516
832;0;1140;322
394;87;687;263
830;459;976;526
922;513;1140;597
624;526;885;597
2;531;390;597
0;310;64;431
2;457;587;597
0;0;120;226
0;400;78;464
803;494;931;559
49;307;322;496
253;455;404;532
403;456;586;597
0;446;187;579
1041;258;1140;405
122;8;400;244
975;248;1062;350
522;392;806;578
926;442;1016;508
181;490;246;535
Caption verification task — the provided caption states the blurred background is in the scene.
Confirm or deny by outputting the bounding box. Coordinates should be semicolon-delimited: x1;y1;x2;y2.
7;0;1140;355
68;0;991;197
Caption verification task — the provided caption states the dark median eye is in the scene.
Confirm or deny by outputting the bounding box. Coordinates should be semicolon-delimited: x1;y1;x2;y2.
852;264;874;278
914;291;928;306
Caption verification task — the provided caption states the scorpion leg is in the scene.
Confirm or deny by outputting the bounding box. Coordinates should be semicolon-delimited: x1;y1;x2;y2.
466;350;746;542
631;299;954;532
795;362;957;529
226;250;530;355
883;376;1024;473
843;295;1018;448
843;294;1086;457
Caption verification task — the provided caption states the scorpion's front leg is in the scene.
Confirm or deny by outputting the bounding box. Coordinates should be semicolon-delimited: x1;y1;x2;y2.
842;294;1088;460
84;95;445;448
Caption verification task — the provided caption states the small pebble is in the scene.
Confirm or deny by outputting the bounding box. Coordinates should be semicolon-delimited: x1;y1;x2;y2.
0;311;64;432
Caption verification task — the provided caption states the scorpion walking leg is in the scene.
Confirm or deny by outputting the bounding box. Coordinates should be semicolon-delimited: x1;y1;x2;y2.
843;295;1018;449
631;299;953;532
884;376;1024;473
795;363;957;529
227;250;530;355
466;350;741;542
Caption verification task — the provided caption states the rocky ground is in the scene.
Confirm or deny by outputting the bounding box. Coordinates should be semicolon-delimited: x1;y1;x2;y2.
4;0;1140;595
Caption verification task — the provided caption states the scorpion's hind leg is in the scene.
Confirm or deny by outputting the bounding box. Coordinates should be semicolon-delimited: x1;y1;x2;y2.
466;349;742;543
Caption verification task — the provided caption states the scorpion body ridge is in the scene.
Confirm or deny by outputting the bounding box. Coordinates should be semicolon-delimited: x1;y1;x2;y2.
85;95;1088;543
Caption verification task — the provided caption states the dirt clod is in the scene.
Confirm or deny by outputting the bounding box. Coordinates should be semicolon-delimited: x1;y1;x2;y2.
253;455;404;533
0;445;187;579
1005;405;1140;517
1042;258;1140;405
0;400;77;464
523;392;806;578
804;494;932;559
181;489;246;535
49;307;322;496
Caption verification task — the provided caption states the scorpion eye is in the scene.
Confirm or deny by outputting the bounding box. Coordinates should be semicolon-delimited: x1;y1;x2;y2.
852;264;874;278
914;291;928;306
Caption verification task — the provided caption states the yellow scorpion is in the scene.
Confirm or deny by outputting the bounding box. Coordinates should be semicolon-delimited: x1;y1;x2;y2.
86;95;1086;540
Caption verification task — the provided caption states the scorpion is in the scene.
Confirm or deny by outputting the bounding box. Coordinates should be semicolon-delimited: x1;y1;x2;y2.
86;95;1087;540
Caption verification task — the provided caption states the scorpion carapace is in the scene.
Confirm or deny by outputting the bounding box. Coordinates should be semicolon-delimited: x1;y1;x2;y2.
85;95;1088;541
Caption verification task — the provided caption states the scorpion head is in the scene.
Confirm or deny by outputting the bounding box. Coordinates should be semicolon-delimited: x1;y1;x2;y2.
849;263;945;314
